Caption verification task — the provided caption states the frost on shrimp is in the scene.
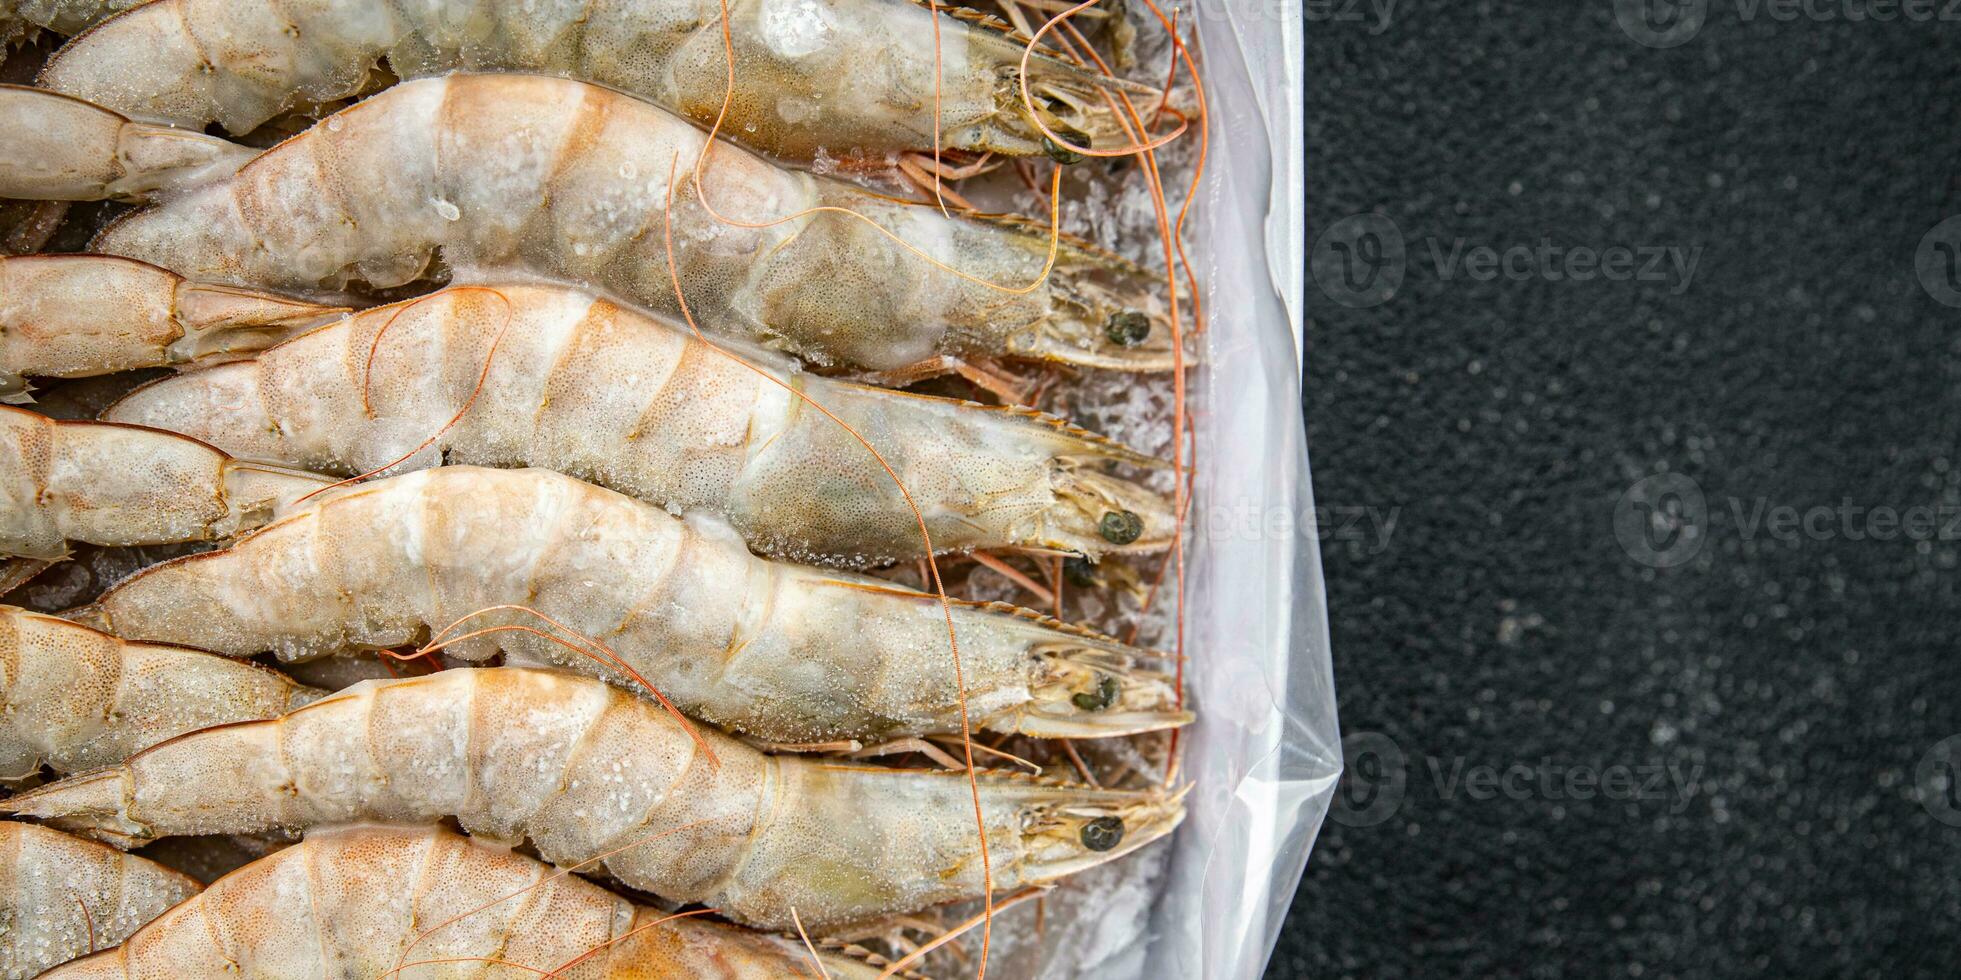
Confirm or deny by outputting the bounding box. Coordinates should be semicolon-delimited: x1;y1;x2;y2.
0;255;342;402
38;0;1150;162
0;86;254;203
0;605;322;782
4;667;1186;932
42;824;910;979
0;405;332;561
66;466;1190;743
104;283;1173;564
92;73;1179;374
0;820;201;980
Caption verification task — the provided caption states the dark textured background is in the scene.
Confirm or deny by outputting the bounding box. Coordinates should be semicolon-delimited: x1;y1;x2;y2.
1275;2;1961;977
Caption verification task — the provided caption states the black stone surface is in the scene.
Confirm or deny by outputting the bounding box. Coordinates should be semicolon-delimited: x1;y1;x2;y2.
1276;2;1961;977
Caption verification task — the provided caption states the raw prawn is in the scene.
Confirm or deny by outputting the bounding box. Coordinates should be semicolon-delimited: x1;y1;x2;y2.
0;254;342;402
5;666;1186;931
68;466;1190;743
105;283;1171;563
39;0;1146;162
0;86;254;204
0;820;200;980
0;404;332;560
44;824;907;979
94;73;1179;374
0;604;321;781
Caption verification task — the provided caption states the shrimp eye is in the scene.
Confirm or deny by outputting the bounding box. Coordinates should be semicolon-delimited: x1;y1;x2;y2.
1072;675;1120;712
1080;816;1125;852
1105;310;1151;346
1099;510;1143;545
1063;555;1098;588
1042;135;1086;165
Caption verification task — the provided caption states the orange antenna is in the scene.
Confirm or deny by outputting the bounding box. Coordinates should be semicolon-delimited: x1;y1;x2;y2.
928;0;949;217
542;909;720;976
792;907;835;979
875;888;1046;979
416;604;719;768
294;286;517;505
73;895;94;951
384;958;563;977
1015;0;1189;158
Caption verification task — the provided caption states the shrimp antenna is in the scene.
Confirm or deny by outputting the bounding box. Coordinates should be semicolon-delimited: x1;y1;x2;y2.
543;909;719;977
875;888;1046;979
793;907;835;979
294;285;517;505
416;604;720;768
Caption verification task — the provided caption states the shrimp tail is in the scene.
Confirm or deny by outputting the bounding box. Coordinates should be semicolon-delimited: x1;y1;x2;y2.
0;85;253;203
2;766;138;844
167;281;347;363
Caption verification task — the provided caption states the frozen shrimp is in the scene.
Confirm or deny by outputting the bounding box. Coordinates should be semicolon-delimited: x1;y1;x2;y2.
6;667;1184;931
0;820;200;980
39;0;1146;162
44;824;908;979
69;466;1190;743
0;255;342;401
106;283;1171;564
0;405;332;560
0;605;321;782
94;73;1178;374
0;86;254;204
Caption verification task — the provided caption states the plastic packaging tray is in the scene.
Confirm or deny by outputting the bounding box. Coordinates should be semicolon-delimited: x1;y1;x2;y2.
1141;3;1338;977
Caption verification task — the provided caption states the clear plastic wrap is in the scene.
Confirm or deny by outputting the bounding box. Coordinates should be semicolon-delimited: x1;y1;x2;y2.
1141;2;1338;977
